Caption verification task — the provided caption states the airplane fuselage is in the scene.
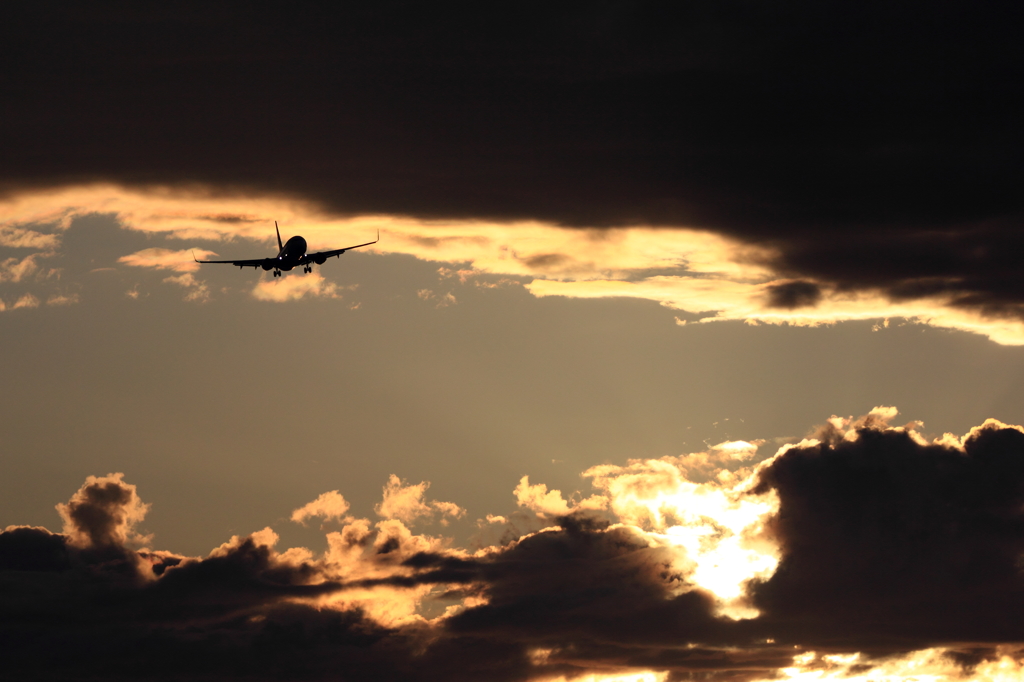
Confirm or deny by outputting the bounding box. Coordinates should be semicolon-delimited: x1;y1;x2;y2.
264;235;308;271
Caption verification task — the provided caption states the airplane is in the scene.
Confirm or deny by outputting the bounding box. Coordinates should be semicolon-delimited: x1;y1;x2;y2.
194;221;378;277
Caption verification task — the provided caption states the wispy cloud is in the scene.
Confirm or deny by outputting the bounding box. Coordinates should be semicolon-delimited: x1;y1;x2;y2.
11;293;40;309
0;254;43;283
118;247;214;273
45;293;79;307
0;225;60;249
162;273;210;302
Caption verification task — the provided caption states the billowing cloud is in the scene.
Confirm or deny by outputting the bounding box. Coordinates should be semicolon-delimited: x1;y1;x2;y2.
750;412;1024;648
375;475;466;525
291;490;351;526
56;472;151;550
514;476;607;518
2;411;1023;679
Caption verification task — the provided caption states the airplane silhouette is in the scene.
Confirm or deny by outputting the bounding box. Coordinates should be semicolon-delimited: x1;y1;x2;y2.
195;222;378;277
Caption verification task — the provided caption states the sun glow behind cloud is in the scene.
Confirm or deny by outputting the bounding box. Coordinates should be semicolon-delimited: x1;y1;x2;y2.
4;183;1024;343
583;450;780;618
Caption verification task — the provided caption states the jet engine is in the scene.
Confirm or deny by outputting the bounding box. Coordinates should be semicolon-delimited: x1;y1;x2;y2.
261;260;275;271
314;254;327;265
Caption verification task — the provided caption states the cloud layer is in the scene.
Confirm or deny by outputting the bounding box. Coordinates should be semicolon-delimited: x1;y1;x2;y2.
2;4;1022;334
2;410;1023;680
7;187;1024;343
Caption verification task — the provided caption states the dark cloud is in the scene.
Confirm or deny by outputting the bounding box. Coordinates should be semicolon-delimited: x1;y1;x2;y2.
56;472;150;550
0;525;71;571
1;3;1021;317
2;416;1024;679
751;418;1024;650
764;280;822;309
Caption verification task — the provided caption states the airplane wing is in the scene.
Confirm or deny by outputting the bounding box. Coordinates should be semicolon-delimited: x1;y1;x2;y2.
301;230;379;265
193;253;267;269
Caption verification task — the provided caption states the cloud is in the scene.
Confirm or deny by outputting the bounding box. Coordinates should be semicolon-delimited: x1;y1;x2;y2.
750;412;1024;648
0;225;60;249
0;254;42;283
2;414;1024;679
118;247;212;273
10;293;40;310
56;472;151;551
251;272;341;302
514;476;607;518
162;272;210;302
291;490;351;526
375;475;466;526
764;280;822;310
45;293;79;306
1;5;1020;339
6;185;1024;343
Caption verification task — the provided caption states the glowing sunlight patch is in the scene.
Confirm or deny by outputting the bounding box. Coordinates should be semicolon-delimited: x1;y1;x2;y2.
586;453;780;618
542;673;668;682
765;647;1024;682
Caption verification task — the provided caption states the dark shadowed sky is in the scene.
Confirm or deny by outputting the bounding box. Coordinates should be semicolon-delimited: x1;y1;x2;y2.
1;3;1023;681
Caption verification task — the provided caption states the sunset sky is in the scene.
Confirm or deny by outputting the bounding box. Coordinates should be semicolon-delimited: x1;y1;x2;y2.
2;4;1023;681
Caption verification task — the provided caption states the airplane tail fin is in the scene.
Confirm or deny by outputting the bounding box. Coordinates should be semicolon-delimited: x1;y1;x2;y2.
275;221;283;251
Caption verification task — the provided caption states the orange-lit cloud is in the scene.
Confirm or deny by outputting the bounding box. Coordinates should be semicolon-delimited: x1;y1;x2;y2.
3;184;1024;343
760;646;1024;682
583;453;780;618
118;247;213;273
45;293;79;306
56;472;151;550
0;254;43;283
0;225;60;249
9;293;40;310
2;411;1024;680
375;475;466;526
291;490;351;526
161;273;210;302
514;476;607;517
251;272;341;302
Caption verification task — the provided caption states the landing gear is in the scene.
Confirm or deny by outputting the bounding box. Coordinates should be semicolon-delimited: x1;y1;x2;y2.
273;270;281;277
303;265;313;273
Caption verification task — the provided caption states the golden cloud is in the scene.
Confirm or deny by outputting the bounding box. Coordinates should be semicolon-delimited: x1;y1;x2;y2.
291;490;351;526
0;225;60;249
119;248;214;273
5;184;1024;343
375;475;466;526
251;273;340;302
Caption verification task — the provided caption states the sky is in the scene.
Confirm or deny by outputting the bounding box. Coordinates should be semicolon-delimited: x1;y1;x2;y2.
1;3;1023;681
